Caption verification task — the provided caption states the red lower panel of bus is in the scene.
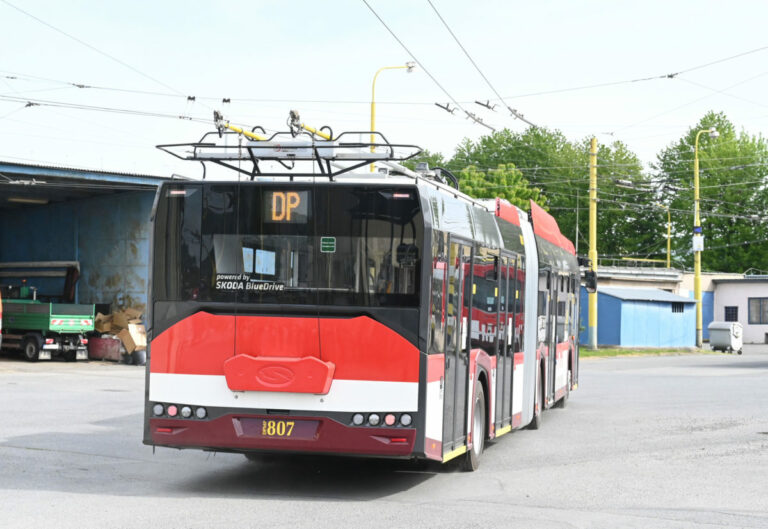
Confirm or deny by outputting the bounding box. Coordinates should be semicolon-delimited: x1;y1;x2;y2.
150;312;419;383
149;415;416;457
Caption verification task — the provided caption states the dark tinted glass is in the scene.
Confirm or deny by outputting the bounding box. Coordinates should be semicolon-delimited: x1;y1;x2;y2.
154;183;422;307
152;185;202;302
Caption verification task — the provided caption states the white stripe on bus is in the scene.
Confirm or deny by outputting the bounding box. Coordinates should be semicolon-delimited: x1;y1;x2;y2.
149;374;418;412
424;379;442;441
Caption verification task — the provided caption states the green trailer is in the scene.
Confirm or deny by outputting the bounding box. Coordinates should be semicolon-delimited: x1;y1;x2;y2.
0;299;94;361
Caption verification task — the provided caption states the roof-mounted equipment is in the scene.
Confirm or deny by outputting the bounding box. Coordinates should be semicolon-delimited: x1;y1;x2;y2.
157;110;423;180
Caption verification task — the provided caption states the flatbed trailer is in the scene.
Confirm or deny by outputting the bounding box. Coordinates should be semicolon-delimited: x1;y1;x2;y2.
0;300;94;361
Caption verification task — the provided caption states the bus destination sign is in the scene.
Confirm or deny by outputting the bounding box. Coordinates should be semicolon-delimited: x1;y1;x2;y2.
264;190;310;223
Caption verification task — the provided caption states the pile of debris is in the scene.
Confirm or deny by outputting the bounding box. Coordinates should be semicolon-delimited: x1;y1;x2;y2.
93;307;147;363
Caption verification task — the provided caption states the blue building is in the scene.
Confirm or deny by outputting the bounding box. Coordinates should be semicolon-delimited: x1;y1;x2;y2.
579;286;696;347
0;161;165;311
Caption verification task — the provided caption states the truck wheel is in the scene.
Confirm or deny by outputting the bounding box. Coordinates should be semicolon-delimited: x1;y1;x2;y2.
463;382;485;471
22;336;41;362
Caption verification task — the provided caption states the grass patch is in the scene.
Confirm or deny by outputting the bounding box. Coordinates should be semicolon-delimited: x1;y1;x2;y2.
581;347;711;358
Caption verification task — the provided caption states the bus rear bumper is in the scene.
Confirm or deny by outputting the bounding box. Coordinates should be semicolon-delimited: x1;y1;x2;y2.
148;414;417;457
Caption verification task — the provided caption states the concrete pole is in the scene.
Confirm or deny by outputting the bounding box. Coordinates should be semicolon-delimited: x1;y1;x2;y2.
588;138;598;350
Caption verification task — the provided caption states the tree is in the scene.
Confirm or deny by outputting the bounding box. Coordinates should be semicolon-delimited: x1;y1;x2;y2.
654;111;768;273
446;127;655;258
457;164;542;210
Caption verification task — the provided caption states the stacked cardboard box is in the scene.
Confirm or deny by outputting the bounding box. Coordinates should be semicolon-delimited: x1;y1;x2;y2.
94;307;147;354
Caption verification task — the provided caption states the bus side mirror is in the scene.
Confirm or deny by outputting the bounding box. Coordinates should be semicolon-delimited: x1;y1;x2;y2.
583;270;597;293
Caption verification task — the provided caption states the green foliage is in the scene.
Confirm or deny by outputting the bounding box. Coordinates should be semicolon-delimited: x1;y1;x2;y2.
457;164;541;210
444;127;655;258
412;111;766;272
654;111;768;273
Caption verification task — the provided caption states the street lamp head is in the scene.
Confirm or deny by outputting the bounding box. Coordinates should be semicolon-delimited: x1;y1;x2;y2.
708;128;719;139
405;61;416;73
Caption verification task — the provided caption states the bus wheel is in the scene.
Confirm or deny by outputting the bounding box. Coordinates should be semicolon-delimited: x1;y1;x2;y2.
22;336;41;362
463;382;485;471
528;366;543;430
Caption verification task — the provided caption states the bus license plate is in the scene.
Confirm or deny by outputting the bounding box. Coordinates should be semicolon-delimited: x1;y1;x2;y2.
239;418;319;441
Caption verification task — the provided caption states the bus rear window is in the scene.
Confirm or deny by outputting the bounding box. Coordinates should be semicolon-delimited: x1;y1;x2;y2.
153;184;423;307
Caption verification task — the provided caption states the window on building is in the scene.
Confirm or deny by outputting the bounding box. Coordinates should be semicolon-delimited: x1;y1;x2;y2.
724;306;738;322
748;298;768;324
671;302;684;313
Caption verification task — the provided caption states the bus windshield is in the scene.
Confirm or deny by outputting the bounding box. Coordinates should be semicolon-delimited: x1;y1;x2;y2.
153;183;423;307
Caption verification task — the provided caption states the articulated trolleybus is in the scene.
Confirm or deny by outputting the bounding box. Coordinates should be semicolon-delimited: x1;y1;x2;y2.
145;112;582;470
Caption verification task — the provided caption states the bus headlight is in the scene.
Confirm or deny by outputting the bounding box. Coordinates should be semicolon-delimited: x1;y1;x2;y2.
368;413;381;426
152;404;164;416
400;414;412;426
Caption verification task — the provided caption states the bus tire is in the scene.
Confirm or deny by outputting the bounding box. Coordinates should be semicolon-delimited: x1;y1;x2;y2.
528;365;543;430
463;382;485;471
22;335;41;362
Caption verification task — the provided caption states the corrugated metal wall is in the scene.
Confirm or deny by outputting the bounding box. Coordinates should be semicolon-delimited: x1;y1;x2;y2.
620;300;695;347
579;288;696;347
0;191;155;312
579;289;622;345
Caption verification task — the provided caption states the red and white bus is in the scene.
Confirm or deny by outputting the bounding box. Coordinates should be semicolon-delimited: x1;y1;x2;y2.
144;125;582;470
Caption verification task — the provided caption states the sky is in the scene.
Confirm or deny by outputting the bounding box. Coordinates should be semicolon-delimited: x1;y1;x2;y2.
0;0;766;179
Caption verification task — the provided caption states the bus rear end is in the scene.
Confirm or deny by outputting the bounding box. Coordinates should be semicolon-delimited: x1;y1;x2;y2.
144;181;425;459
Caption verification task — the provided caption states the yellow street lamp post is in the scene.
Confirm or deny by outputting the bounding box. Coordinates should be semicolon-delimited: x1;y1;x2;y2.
370;62;415;171
693;127;719;347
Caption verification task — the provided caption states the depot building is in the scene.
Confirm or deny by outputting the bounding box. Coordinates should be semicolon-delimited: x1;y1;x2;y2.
0;160;167;311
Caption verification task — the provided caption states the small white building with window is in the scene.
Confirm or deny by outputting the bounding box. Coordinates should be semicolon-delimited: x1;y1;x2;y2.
712;276;768;344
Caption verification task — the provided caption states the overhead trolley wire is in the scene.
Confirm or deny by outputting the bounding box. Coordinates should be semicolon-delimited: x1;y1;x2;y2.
426;0;534;127
0;94;210;123
612;68;768;134
361;0;494;131
0;0;187;99
672;45;768;77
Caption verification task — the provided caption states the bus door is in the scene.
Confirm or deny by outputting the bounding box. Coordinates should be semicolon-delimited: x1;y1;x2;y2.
547;272;559;403
496;253;515;427
512;254;526;424
536;269;551;400
443;239;472;455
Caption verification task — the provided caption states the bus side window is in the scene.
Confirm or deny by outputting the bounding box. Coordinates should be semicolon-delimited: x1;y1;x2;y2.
514;255;525;352
429;233;448;356
470;247;498;355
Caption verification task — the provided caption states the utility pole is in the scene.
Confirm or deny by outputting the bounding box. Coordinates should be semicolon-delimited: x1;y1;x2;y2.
693;127;718;348
588;138;598;350
574;189;579;254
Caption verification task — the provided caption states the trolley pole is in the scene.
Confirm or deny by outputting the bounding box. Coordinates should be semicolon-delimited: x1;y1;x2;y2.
588;137;598;350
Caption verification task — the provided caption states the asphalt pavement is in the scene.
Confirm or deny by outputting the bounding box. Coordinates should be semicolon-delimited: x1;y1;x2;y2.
1;345;767;529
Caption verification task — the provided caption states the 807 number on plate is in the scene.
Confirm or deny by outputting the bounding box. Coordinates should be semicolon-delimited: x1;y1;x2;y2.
261;420;295;438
